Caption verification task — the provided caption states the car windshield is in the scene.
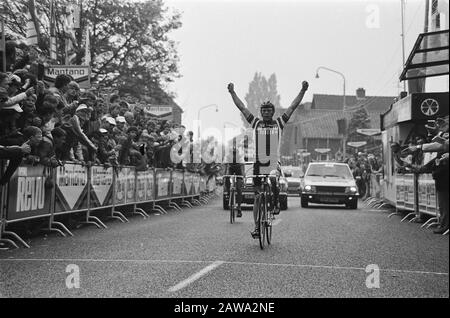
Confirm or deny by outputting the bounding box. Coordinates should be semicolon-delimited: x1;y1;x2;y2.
306;164;352;179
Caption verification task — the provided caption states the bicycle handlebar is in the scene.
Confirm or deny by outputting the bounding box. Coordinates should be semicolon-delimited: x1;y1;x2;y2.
246;174;279;179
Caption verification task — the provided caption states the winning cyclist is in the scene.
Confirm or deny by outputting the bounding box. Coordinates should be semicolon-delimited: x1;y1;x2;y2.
227;80;309;238
223;136;245;217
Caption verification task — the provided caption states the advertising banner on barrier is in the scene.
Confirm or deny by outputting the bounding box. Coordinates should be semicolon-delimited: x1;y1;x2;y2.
207;177;215;192
193;174;201;195
155;169;171;200
136;170;155;202
172;170;184;197
55;163;89;213
195;176;207;194
115;167;136;205
418;173;437;215
184;172;193;196
90;166;114;207
125;166;136;204
403;174;415;211
6;165;52;221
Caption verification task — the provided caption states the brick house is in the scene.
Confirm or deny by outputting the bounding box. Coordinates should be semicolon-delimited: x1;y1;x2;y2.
280;88;396;163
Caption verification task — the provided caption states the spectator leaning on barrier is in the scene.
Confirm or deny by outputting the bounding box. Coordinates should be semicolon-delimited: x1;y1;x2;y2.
22;126;43;166
40;126;67;165
49;74;72;110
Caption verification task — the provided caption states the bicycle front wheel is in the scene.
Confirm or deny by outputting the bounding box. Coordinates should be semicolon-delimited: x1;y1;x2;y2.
258;194;266;250
266;209;273;245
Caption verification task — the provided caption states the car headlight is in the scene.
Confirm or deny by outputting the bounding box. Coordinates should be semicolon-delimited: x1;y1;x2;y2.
279;180;287;191
345;186;358;193
303;185;316;193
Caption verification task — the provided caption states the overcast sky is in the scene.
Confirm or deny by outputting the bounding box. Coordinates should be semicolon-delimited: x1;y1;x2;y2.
164;0;448;140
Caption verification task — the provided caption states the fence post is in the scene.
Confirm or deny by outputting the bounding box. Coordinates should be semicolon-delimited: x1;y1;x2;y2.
133;169;149;218
180;170;193;208
168;169;182;212
45;165;73;236
110;165;129;223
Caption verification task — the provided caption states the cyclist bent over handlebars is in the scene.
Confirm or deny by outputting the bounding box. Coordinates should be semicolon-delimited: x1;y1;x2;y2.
224;138;245;217
227;80;309;238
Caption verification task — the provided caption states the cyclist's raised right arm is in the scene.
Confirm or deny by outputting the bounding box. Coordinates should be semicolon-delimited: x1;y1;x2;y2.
227;83;254;122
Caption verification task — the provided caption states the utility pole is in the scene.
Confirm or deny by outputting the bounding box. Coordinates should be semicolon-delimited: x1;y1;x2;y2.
401;0;407;92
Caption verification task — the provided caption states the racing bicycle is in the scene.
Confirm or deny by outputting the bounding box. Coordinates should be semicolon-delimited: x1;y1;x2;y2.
247;174;279;249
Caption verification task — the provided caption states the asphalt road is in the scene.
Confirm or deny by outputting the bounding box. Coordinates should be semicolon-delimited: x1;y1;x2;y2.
0;195;448;298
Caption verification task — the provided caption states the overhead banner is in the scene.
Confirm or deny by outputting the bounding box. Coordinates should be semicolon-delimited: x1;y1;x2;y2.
347;141;367;148
357;128;381;136
44;65;91;88
90;165;113;207
143;105;173;121
55;163;89;213
6;165;52;221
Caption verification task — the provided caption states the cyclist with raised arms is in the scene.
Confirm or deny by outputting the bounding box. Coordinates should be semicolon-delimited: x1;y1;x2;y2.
227;80;309;238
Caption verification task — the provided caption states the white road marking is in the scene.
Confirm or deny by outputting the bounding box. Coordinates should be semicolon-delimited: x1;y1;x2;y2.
0;258;447;276
168;260;224;292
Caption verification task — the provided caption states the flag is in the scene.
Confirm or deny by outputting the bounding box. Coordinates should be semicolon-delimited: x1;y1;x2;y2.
26;11;38;45
49;0;57;60
64;5;77;65
1;17;6;72
50;36;57;60
431;0;440;31
84;26;91;65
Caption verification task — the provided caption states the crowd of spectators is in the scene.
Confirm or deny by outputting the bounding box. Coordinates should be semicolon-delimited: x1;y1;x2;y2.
0;68;211;185
343;152;383;199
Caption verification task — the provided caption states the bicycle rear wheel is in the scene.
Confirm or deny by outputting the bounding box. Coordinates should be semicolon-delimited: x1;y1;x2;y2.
229;189;235;224
258;194;266;250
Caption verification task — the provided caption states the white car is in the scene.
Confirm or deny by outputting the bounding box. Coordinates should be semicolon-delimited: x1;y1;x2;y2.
300;162;359;209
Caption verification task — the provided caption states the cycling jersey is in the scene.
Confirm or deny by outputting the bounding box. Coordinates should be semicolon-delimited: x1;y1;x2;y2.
245;112;289;175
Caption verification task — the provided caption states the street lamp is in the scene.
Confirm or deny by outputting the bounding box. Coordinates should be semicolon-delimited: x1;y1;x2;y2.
197;104;218;141
315;66;347;157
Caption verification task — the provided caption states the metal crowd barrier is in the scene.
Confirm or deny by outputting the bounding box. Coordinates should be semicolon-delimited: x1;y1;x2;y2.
369;170;444;234
0;161;217;249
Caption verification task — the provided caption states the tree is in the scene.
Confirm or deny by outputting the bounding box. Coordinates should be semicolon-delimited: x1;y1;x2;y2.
241;72;281;127
2;0;182;102
347;107;371;142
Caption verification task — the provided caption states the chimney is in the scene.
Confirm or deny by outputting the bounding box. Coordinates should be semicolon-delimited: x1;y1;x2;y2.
356;88;366;100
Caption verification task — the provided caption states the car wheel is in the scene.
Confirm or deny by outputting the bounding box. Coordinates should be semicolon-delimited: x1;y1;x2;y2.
301;198;308;208
223;196;229;210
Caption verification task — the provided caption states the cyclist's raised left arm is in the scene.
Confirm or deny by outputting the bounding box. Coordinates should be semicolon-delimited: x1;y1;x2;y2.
283;81;309;123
